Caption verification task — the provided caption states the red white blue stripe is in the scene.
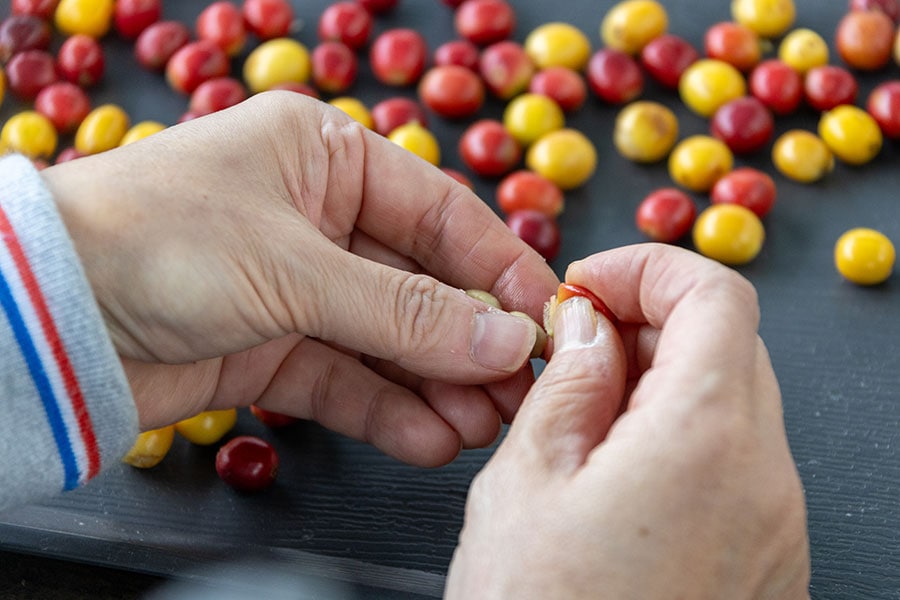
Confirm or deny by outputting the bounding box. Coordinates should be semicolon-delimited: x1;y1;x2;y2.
0;205;100;490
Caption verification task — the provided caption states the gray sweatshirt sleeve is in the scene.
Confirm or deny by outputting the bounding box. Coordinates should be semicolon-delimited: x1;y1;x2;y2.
0;154;138;514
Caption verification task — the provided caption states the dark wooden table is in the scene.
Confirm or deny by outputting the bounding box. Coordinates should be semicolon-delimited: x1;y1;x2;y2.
2;1;899;598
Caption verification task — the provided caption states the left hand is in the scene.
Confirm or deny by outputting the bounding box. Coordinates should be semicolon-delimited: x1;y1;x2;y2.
43;92;559;466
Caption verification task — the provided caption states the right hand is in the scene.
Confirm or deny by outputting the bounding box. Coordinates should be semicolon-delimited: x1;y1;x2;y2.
446;244;811;599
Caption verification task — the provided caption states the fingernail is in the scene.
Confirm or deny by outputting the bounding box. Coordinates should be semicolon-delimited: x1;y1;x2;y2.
554;296;599;352
471;310;534;372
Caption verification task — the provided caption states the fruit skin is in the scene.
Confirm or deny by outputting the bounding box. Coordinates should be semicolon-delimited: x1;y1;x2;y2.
134;20;190;71
635;187;697;243
526;128;597;190
640;33;699;89
311;41;358;94
57;33;105;87
119;120;165;145
356;0;398;14
835;9;894;71
818;104;882;166
369;28;428;87
216;435;279;493
459;119;522;177
455;0;516;46
523;21;592;71
600;0;668;55
242;0;294;40
418;64;485;119
613;100;678;163
710;96;774;155
243;37;311;93
0;14;53;62
329;96;373;128
834;228;895;285
317;1;372;50
370;96;428;136
554;283;617;325
4;49;57;100
175;408;238;446
250;405;299;428
710;167;776;218
803;65;858;113
122;425;175;469
496;170;564;217
34;81;91;133
771;129;833;183
704;21;762;72
166;39;230;95
0;110;57;159
387;122;441;166
434;39;480;70
692;203;765;265
189;76;248;117
505;209;560;262
528;67;587;112
668;135;734;193
866;80;900;138
731;0;796;38
586;48;643;105
778;28;828;74
678;58;746;118
749;59;802;115
114;0;161;39
196;1;247;56
848;0;900;22
502;92;565;147
54;0;114;38
12;0;60;20
478;40;535;100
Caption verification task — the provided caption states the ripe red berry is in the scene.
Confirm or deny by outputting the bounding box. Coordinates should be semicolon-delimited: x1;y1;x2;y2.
418;64;485;118
165;40;230;95
434;39;480;70
189;76;248;117
369;28;428;86
749;59;802;116
528;66;587;112
454;0;516;46
804;65;858;112
370;96;428;136
587;48;643;104
635;187;697;243
710;167;776;218
311;41;359;94
215;435;279;493
6;49;57;99
710;96;774;154
867;80;900;138
318;1;372;50
196;1;246;56
57;34;104;87
134;20;191;71
34;81;91;133
114;0;161;39
0;15;52;62
459;119;522;177
640;33;699;89
242;0;294;40
505;209;560;261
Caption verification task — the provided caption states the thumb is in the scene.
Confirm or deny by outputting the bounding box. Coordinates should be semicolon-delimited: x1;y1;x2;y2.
301;243;538;383
506;296;627;471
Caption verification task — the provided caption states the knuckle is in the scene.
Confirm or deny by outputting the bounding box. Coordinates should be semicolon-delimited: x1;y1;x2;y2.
388;273;450;356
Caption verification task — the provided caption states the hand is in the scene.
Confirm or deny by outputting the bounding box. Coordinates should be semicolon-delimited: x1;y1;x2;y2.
42;92;559;466
446;244;810;599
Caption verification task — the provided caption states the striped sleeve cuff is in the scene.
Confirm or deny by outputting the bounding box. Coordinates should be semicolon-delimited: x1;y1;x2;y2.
0;154;137;513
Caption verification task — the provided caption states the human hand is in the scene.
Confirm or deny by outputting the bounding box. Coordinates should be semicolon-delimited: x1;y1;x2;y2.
42;92;558;466
445;244;810;599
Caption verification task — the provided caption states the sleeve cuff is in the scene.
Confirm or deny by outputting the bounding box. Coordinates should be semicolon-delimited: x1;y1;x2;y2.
0;154;138;512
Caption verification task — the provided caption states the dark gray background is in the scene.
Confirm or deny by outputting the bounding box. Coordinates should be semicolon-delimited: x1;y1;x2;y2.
1;0;899;598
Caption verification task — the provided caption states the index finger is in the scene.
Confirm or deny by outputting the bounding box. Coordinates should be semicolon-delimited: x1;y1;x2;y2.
351;120;559;320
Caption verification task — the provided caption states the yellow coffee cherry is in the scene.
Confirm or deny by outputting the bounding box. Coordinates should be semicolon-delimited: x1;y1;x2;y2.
119;121;167;146
679;59;746;118
818;105;882;166
613;100;678;163
329;96;374;129
55;0;115;37
771;129;833;183
693;204;765;265
75;104;130;154
0;111;58;159
834;228;895;285
502;93;565;147
668;135;734;193
526;128;597;190
600;0;668;55
243;38;311;93
778;28;829;74
175;409;237;446
731;0;796;39
122;425;175;469
388;122;441;166
524;22;592;70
